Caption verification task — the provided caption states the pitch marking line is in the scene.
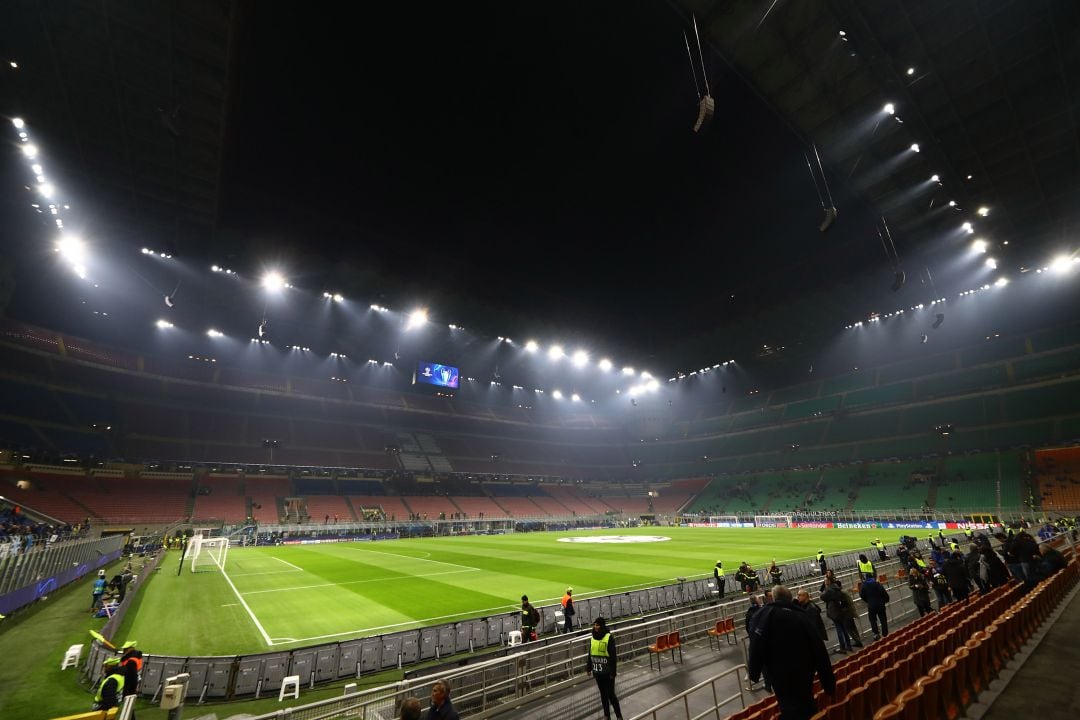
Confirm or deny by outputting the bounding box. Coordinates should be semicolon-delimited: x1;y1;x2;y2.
230;569;302;577
340;546;475;571
240;568;481;596
272;556;304;571
219;565;274;647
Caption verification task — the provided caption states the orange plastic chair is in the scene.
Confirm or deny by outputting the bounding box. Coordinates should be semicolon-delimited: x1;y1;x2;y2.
647;634;668;670
873;703;905;720
667;630;684;663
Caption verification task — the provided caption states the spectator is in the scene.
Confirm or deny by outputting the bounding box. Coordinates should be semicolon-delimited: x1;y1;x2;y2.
424;679;458;720
858;577;890;639
966;545;987;594
768;560;782;586
585;616;623;720
748;586;836;720
1036;544;1067;580
820;582;853;653
93;657;125;711
399;696;422;720
745;594;762;633
930;563;952;609
942;552;972;602
795;589;827;642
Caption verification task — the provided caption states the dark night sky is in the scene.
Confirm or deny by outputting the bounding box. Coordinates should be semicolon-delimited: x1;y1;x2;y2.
215;1;885;363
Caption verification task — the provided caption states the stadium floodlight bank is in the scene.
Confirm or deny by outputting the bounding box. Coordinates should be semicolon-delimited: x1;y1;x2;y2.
190;536;230;572
754;515;794;528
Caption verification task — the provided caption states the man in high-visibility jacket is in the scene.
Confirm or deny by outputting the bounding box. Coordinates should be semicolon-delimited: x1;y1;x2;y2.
816;551;827;575
94;656;125;711
873;539;887;561
857;554;876;580
585;616;623;720
119;640;143;702
713;561;726;599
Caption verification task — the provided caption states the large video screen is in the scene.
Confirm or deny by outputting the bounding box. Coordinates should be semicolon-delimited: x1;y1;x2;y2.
414;360;460;389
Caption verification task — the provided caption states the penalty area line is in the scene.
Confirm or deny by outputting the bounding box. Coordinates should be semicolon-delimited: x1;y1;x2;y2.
220;566;275;647
272;556;304;571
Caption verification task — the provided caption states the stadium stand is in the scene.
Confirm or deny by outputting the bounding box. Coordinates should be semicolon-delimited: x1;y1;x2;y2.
193;473;248;523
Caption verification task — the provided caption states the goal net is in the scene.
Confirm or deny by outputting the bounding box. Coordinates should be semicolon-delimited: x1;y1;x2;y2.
707;515;743;527
190;536;230;573
754;515;794;528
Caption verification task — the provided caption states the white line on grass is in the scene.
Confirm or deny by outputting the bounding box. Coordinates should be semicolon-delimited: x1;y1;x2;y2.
272;556;304;571
229;568;303;577
340;546;475;571
221;603;239;607
240;567;480;596
219;566;275;647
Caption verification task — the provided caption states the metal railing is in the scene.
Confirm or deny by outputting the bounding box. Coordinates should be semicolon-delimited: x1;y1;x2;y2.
0;534;124;613
630;665;750;720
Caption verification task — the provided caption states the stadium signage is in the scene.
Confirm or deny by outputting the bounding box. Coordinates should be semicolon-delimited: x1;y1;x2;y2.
835;522;880;529
793;522;834;529
686;522;755;528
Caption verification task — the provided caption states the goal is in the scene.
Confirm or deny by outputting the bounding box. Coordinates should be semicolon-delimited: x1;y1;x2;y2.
754;515;794;528
190;536;230;573
707;515;743;527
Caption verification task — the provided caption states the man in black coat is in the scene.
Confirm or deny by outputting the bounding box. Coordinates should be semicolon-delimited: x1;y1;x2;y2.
857;577;890;639
749;586;836;720
795;589;827;642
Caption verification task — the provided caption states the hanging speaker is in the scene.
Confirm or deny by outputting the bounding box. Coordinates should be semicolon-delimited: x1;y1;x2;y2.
693;95;715;133
891;269;906;292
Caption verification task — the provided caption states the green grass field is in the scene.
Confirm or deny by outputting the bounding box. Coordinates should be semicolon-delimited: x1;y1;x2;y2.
119;526;890;655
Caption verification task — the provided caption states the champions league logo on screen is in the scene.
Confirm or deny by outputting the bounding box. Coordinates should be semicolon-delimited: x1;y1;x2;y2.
415;360;460;389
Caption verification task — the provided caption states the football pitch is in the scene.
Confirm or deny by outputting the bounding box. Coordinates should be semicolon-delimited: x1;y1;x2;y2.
118;526;890;655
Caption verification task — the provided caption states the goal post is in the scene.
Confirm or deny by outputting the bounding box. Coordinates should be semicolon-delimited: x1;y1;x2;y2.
707;515;743;527
190;536;230;573
754;515;794;528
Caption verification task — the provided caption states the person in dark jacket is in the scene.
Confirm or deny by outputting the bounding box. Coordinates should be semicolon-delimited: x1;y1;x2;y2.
965;545;987;594
796;589;828;642
942;552;972;602
749;586;836;720
820;583;852;653
858;577;890;639
1036;544;1068;580
424;679;459;720
745;594;762;633
980;544;1010;588
520;595;540;642
585;617;623;720
907;570;933;616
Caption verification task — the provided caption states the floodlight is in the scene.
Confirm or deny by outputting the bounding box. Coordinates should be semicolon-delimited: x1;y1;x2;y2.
972;239;987;254
1050;256;1073;274
405;309;428;330
640;371;653;380
207;329;223;338
622;366;635;376
11;118;25;129
977;207;990;216
572;350;588;367
838;30;846;36
548;345;564;360
332;293;343;303
571;393;581;402
994;277;1008;287
524;340;539;353
985;258;997;270
598;358;613;372
883;103;895;115
155;319;173;329
948;200;957;207
907;67;915;75
910;143;920;153
552;389;563;399
646;379;660;392
21;143;38;158
262;271;286;292
961;222;973;234
930;174;940;182
38;182;55;198
55;235;86;265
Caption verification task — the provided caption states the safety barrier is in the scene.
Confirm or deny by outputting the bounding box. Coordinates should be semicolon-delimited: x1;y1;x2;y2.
0;534;124;615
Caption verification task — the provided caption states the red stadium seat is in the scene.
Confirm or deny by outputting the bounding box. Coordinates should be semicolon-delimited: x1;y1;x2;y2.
647;634;668;670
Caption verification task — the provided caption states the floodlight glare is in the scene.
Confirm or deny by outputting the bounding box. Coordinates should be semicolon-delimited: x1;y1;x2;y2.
571;393;581;402
646;379;660;392
985;257;997;270
548;345;565;360
907;67;915;75
55;235;86;265
524;340;539;353
332;293;344;303
931;174;940;183
883;103;895;115
572;350;588;367
261;271;286;292
405;309;428;330
995;277;1009;287
38;182;55;198
11;118;25;129
910;143;920;153
21;143;38;158
156;319;173;329
622;366;635;376
552;389;563;399
206;329;223;338
1050;256;1073;274
972;239;988;254
977;207;990;216
598;358;613;372
640;371;653;380
948;200;957;207
961;222;974;234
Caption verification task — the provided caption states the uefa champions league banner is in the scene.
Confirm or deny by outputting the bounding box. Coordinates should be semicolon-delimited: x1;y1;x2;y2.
791;520;993;530
687;521;756;528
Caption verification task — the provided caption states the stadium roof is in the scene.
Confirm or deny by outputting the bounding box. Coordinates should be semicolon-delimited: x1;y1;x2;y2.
1;1;1078;383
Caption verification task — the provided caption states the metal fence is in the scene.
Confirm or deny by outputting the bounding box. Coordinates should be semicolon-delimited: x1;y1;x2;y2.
0;534;124;614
